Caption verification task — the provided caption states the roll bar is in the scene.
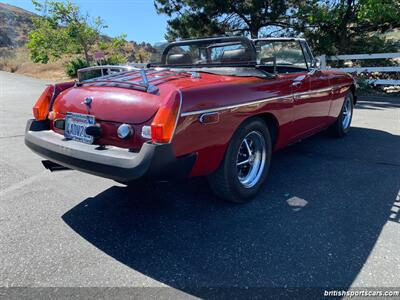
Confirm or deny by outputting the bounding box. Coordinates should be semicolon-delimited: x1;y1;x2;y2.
160;36;257;65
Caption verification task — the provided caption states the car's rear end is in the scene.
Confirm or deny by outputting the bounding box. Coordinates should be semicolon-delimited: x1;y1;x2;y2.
25;36;266;189
25;69;196;183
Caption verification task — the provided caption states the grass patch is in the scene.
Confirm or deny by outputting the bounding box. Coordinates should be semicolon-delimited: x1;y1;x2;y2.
0;47;70;81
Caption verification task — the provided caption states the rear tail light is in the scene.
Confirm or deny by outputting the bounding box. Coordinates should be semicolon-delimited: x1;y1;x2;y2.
151;93;181;143
32;81;75;121
32;85;54;120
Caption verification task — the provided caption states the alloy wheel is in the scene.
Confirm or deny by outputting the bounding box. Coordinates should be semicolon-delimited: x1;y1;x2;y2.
236;131;267;188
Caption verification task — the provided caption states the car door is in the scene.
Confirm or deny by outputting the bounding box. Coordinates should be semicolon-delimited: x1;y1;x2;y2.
290;41;332;140
255;39;310;142
255;39;332;142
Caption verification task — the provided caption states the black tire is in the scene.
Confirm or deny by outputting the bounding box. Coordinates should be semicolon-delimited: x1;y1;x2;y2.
207;117;272;203
329;92;354;137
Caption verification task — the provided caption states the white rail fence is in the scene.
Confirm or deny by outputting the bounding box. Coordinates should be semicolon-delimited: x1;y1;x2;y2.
319;52;400;86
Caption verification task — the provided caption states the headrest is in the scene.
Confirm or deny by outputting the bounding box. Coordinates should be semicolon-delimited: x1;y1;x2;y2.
221;48;251;62
167;53;192;65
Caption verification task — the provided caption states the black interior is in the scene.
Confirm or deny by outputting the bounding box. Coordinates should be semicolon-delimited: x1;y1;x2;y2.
221;48;252;63
258;65;308;74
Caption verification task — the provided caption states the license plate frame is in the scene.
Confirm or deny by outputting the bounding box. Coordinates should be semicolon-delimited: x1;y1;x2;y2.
64;112;96;144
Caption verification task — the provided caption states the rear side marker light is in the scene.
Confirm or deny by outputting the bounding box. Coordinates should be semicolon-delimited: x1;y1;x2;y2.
33;85;54;120
151;93;181;143
199;112;220;124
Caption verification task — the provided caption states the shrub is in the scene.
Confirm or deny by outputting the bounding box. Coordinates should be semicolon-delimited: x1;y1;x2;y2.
101;53;127;66
64;57;90;78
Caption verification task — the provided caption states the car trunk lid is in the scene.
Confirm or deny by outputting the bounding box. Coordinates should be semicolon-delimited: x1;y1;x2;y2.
53;86;160;124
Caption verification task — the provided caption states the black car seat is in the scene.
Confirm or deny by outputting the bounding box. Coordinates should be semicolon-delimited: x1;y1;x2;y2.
221;48;251;62
167;53;193;65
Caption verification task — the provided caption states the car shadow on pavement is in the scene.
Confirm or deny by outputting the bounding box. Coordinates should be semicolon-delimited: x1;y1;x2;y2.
62;127;400;298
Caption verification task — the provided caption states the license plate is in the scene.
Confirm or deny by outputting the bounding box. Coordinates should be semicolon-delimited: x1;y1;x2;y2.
64;112;96;144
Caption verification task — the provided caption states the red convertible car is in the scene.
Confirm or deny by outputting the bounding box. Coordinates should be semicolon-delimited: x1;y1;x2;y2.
25;37;356;202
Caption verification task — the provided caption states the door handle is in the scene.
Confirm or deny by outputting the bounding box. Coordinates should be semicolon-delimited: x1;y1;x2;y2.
292;81;302;86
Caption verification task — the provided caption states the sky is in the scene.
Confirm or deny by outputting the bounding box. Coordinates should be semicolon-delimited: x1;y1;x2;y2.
4;0;169;44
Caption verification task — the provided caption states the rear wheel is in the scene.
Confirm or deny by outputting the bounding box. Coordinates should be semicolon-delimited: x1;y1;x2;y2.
207;118;272;203
329;92;354;137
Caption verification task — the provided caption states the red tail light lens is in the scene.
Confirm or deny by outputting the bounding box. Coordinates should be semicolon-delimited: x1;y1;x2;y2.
32;85;54;120
151;93;181;143
32;82;75;120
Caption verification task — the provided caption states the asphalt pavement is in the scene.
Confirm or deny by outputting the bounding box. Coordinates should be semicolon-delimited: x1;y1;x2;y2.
0;71;399;299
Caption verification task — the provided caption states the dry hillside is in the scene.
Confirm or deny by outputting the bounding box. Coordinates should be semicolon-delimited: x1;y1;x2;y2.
0;3;157;81
0;2;35;47
0;3;69;80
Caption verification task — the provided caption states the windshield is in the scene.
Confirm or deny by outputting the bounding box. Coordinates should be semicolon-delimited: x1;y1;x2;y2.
256;40;308;70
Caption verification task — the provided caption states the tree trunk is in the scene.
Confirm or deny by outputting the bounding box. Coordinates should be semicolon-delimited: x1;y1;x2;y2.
337;0;354;54
250;26;259;39
83;47;90;65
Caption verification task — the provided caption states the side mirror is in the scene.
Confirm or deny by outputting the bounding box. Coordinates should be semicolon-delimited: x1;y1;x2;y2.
308;58;320;75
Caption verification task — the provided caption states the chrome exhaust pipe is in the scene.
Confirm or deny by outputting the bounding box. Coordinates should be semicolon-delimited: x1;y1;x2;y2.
42;160;70;172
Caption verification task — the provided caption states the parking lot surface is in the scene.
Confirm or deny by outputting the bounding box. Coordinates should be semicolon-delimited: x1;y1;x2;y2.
0;71;399;298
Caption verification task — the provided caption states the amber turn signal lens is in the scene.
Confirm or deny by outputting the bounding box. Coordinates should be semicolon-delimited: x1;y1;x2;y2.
33;85;54;120
151;93;180;143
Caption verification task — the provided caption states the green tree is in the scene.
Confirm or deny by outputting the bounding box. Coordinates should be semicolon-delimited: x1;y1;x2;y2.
154;0;290;40
294;0;400;55
27;0;107;64
98;34;128;65
155;0;400;56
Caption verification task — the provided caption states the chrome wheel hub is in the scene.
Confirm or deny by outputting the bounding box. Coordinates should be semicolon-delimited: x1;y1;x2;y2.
248;154;255;164
236;131;267;188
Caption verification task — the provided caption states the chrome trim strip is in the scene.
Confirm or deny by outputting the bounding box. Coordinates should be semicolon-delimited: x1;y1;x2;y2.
180;83;352;117
294;87;332;98
331;83;352;90
180;95;289;117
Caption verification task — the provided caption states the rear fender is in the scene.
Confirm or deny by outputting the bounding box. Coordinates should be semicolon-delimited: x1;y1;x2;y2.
49;81;76;111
